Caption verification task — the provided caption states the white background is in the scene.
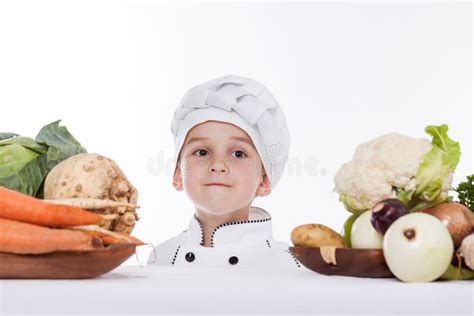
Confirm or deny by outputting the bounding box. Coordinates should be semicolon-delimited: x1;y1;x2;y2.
0;1;472;247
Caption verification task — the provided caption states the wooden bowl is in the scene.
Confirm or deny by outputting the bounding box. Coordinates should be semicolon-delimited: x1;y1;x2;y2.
289;246;395;278
0;243;136;279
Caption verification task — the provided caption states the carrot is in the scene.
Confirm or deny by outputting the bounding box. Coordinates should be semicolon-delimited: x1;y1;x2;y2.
0;186;116;227
81;233;141;246
0;218;103;254
71;225;145;246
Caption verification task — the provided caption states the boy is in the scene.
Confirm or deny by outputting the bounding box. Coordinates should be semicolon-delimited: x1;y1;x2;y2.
150;75;300;270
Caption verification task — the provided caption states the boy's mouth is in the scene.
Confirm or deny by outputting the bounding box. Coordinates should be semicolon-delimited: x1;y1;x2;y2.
205;183;231;188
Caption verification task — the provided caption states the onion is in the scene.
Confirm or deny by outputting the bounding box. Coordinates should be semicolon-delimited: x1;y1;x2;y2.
351;211;383;249
371;199;408;235
383;213;454;282
424;202;473;248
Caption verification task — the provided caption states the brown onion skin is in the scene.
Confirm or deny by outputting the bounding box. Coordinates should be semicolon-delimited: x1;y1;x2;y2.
424;202;474;249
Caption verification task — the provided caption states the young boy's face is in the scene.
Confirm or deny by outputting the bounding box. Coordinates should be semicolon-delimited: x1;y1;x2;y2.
173;121;271;216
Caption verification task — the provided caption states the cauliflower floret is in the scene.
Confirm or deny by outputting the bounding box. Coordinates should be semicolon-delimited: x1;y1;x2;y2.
334;133;432;211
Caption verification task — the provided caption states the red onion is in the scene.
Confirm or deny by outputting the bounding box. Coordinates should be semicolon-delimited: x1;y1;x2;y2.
371;199;408;235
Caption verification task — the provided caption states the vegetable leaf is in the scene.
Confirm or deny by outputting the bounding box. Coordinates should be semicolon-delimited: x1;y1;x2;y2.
455;174;474;211
0;133;19;141
0;144;49;196
0;120;86;198
35;120;87;169
0;136;48;154
412;124;461;207
396;189;414;206
339;193;367;215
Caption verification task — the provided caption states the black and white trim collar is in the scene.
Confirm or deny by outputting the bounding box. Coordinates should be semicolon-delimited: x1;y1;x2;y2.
187;206;272;247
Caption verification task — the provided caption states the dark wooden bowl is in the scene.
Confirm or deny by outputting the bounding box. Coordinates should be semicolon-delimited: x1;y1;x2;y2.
289;246;395;278
0;243;136;279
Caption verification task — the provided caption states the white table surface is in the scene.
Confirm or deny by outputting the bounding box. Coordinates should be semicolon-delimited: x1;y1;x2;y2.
0;263;472;315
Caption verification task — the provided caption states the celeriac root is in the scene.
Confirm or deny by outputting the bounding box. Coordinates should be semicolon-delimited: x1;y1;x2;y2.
43;198;140;210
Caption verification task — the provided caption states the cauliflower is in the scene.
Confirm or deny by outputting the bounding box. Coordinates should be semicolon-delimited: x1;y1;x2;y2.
334;125;460;214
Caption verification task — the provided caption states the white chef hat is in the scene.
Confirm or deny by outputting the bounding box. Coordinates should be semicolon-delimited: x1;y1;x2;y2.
171;75;291;189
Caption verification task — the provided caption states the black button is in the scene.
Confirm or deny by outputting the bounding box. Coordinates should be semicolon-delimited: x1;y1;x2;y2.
228;256;239;265
185;252;195;262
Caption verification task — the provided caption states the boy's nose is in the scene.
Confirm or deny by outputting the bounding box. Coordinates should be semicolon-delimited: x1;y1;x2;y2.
209;159;228;173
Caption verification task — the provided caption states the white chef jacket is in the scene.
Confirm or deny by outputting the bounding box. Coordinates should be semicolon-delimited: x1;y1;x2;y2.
148;206;301;271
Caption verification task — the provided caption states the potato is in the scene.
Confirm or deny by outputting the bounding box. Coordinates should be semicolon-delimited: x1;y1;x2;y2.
291;224;346;248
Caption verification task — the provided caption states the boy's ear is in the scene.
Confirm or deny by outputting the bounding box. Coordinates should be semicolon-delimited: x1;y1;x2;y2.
172;163;184;191
255;172;271;197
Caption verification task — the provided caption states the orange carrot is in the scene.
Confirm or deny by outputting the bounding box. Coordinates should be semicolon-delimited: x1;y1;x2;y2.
120;234;145;246
83;233;142;246
0;186;115;227
100;235;144;246
0;218;103;254
71;225;145;246
101;236;130;246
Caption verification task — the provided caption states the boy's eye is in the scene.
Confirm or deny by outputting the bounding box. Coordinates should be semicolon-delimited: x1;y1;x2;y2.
193;149;247;158
231;150;247;158
193;149;208;157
